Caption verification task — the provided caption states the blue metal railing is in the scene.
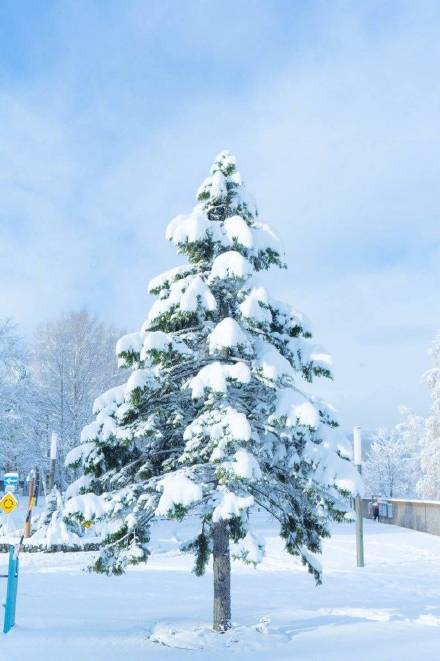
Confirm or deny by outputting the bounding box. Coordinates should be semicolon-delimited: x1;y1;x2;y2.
2;545;19;634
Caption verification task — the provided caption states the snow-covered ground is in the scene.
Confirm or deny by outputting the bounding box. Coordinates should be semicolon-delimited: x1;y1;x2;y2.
1;518;440;660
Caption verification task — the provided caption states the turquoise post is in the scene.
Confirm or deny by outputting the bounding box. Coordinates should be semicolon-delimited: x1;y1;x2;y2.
3;545;19;634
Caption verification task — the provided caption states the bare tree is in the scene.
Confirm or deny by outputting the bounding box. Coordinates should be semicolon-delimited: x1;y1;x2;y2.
364;412;422;498
418;334;440;498
32;309;124;486
0;318;43;476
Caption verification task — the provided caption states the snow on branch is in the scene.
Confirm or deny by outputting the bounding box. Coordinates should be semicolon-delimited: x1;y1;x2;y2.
148;265;193;295
187;361;251;398
212;490;254;522
270;389;320;429
208;318;251;355
255;342;295;383
166;210;214;246
209;251;252;281
64;493;110;521
180;275;217;312
155;473;203;516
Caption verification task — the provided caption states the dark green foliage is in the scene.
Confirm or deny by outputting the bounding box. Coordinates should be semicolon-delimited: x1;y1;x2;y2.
228;515;247;543
182;531;211;576
148;308;199;333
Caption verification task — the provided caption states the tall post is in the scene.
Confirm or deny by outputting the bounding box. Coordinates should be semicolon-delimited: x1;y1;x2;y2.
23;473;35;539
35;466;40;506
48;432;58;491
353;426;364;567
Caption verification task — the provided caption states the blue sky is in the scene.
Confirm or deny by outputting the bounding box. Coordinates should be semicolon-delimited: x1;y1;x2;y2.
1;0;440;429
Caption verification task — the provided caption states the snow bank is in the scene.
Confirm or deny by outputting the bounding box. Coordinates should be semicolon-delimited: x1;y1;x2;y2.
150;618;287;652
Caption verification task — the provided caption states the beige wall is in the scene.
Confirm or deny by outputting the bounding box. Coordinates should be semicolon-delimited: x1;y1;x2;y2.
362;498;440;536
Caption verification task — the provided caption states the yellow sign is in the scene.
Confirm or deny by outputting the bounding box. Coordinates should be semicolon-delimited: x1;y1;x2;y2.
0;493;18;515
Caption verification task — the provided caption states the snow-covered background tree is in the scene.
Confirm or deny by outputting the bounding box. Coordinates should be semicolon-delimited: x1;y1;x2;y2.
363;409;421;498
363;407;423;498
0;310;125;504
32;309;124;488
65;151;360;632
0;318;42;476
417;334;440;498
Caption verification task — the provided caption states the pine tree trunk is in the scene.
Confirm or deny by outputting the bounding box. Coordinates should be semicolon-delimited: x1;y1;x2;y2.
212;520;231;632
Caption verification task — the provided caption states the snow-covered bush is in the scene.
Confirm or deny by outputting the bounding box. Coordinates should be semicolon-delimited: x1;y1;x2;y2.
28;487;98;551
65;150;360;631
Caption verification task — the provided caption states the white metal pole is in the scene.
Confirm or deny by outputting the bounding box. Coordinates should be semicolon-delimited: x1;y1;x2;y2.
353;426;364;567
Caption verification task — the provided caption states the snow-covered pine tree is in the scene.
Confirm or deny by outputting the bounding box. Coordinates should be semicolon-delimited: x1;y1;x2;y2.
65;151;360;632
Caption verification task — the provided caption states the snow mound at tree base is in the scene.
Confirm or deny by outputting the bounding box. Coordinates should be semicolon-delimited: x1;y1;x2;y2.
149;617;289;651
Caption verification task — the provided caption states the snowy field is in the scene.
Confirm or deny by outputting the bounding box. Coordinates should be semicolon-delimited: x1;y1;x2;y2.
1;518;440;660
